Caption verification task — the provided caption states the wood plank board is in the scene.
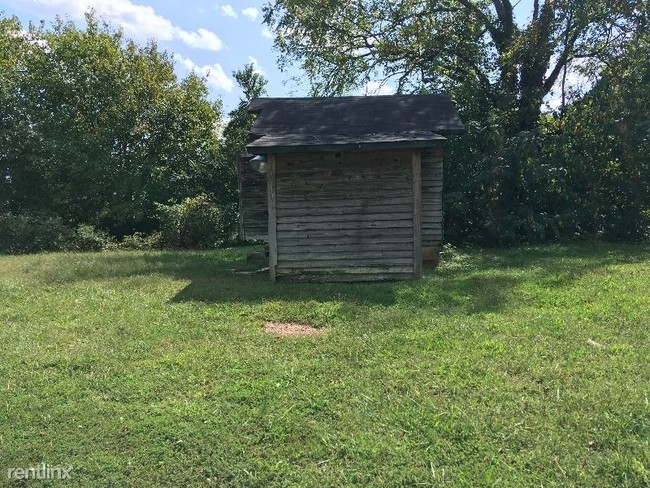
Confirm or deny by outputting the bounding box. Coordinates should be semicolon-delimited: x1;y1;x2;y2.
278;205;413;216
279;150;410;165
278;167;410;178
278;250;414;261
277;220;414;231
277;258;414;268
277;196;413;210
276;273;415;282
276;266;414;274
278;229;415;239
276;182;414;194
277;212;413;224
276;239;415;251
277;202;413;213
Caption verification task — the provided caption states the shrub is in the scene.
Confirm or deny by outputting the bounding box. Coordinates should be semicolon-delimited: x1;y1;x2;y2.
0;214;122;254
0;213;76;254
109;232;162;251
72;224;114;251
157;195;230;249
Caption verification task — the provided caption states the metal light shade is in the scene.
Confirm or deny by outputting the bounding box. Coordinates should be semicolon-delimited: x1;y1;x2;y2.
249;155;268;174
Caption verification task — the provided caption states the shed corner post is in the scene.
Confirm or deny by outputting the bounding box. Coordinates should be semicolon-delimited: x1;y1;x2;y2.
237;159;244;240
267;154;278;282
412;151;422;278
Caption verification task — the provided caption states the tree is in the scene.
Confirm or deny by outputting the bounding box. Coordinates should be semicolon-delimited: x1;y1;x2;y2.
262;1;648;244
543;26;650;241
217;63;267;209
0;15;39;213
264;0;643;134
0;12;223;236
221;63;268;169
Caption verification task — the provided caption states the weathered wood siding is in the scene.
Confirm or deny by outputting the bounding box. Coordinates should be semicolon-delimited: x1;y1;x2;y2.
421;147;444;261
271;150;417;282
238;160;268;240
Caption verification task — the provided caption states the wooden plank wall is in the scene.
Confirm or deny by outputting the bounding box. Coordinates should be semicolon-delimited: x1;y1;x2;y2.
421;146;444;261
238;160;268;240
273;151;416;282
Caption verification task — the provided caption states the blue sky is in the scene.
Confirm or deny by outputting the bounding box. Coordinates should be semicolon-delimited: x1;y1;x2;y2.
1;0;307;112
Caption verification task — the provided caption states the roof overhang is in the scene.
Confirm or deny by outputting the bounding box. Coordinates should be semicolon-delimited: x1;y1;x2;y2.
247;132;446;154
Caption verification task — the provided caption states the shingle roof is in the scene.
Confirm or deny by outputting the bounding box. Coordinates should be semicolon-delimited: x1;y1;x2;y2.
246;94;464;153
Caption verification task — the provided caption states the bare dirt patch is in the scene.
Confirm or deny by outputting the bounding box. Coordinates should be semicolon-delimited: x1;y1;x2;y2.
263;321;325;337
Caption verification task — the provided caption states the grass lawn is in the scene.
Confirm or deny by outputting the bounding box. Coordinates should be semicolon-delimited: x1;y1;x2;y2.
0;244;649;486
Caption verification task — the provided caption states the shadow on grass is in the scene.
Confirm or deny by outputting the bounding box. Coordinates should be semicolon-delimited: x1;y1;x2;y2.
170;267;524;316
28;243;649;315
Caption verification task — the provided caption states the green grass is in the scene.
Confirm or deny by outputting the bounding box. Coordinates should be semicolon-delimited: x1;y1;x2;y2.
0;244;649;487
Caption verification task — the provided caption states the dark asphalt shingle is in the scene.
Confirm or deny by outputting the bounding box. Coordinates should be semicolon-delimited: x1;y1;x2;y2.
247;94;464;152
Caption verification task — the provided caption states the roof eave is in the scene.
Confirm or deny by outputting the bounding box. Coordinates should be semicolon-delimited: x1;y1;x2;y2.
247;138;447;154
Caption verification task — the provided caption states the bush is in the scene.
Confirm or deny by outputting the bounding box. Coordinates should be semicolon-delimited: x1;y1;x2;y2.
72;224;115;251
0;214;122;254
0;213;76;254
157;195;230;249
109;232;162;251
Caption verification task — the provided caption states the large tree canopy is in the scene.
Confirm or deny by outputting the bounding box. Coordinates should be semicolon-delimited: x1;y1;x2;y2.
1;12;223;236
263;1;649;244
264;0;646;132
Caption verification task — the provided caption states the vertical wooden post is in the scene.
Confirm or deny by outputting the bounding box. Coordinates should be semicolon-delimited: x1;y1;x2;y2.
237;160;244;239
267;154;278;282
412;151;422;278
440;145;445;249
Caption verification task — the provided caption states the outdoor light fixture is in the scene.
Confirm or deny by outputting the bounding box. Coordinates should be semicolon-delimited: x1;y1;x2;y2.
249;155;268;174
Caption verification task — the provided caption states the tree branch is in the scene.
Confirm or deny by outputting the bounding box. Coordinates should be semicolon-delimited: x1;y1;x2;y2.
456;0;504;47
543;29;579;93
500;0;515;34
492;0;505;22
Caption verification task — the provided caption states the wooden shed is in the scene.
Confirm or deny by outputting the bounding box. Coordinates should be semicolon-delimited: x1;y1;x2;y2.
240;94;464;282
238;153;268;241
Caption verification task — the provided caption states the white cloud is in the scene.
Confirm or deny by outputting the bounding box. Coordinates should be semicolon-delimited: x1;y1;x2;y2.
176;28;223;51
247;56;265;76
359;81;395;96
6;0;224;51
176;54;235;92
96;0;176;39
220;4;237;18
241;7;258;21
176;54;198;73
261;27;274;39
